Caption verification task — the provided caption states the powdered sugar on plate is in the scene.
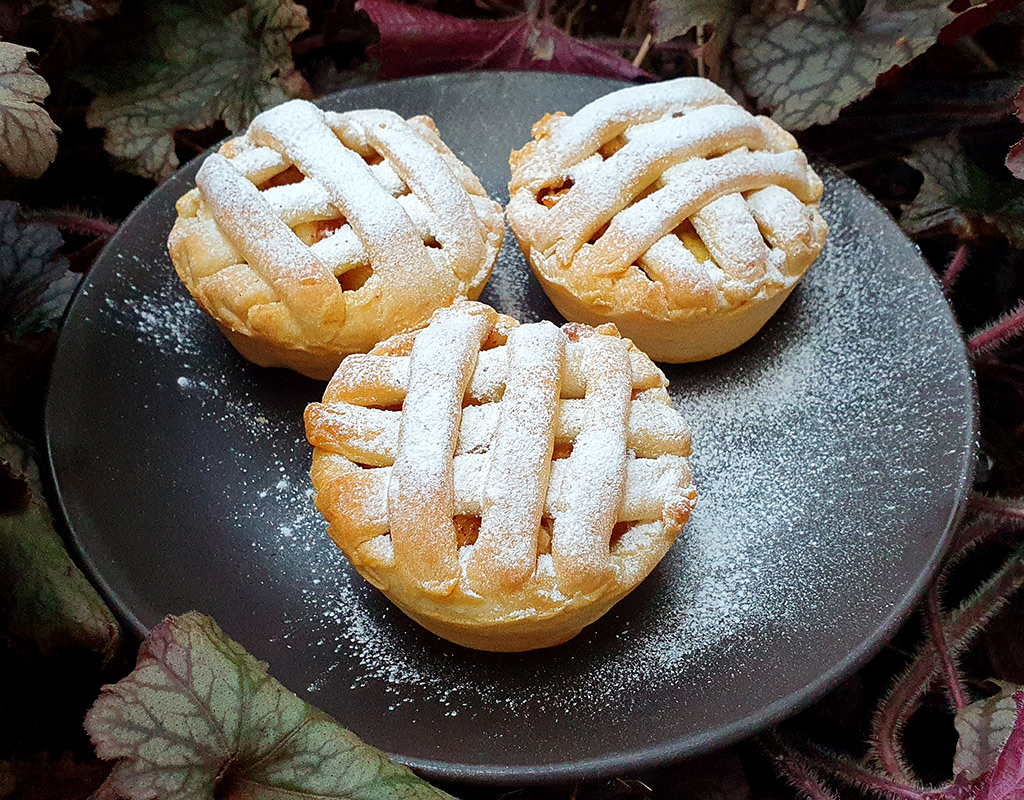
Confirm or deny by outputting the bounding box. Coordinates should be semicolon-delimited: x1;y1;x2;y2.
58;75;972;775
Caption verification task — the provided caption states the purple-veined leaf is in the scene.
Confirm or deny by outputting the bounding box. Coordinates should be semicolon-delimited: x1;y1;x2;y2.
83;0;310;181
651;0;741;43
984;689;1024;800
0;201;80;341
903;137;1024;247
86;613;454;800
0;41;59;178
954;681;1022;781
732;0;959;131
357;0;650;81
1006;86;1024;179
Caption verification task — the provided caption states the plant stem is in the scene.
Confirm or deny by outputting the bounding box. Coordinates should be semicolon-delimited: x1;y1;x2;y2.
968;302;1024;355
970;494;1024;527
762;735;841;800
779;737;934;800
632;32;652;67
923;586;968;710
942;244;968;295
25;212;118;240
871;545;1024;783
585;37;697;53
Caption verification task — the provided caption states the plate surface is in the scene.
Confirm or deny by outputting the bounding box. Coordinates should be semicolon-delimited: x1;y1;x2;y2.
46;72;975;783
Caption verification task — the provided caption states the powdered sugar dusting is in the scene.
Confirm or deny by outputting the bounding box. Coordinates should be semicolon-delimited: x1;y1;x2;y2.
282;169;968;720
71;80;973;772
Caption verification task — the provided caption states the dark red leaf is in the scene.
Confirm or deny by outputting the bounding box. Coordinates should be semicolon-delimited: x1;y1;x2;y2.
1009;86;1024;180
938;0;1024;45
1007;138;1024;180
357;0;650;81
985;690;1024;800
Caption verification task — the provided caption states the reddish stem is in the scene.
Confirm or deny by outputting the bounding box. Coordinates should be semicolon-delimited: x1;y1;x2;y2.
762;735;841;800
949;517;1001;564
923;586;968;710
942;244;968;295
793;740;933;800
970;494;1024;527
871;547;1024;783
26;212;118;240
968;302;1024;355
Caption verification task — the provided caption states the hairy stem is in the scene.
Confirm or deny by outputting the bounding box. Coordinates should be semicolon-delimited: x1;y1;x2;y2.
968;302;1024;355
785;738;932;800
942;243;968;295
24;211;118;240
871;546;1024;783
762;734;841;800
970;494;1024;528
924;586;967;710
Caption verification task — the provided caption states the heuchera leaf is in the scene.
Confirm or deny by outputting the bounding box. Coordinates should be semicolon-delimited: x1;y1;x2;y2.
0;201;81;341
1006;86;1024;180
86;613;455;800
651;0;741;43
902;138;1024;246
0;41;60;178
357;0;650;81
0;421;121;660
83;0;310;181
954;681;1022;781
732;0;957;130
983;689;1024;800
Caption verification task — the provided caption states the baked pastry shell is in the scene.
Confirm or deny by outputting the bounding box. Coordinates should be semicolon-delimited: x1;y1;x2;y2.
306;305;697;651
505;78;827;364
167;104;504;381
313;448;689;652
523;247;800;363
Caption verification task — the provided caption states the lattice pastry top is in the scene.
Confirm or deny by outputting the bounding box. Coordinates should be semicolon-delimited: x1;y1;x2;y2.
305;301;696;652
507;77;827;363
168;99;504;380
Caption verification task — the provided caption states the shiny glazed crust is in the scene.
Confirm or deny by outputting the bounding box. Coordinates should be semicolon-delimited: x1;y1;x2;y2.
305;301;697;651
168;100;504;380
507;77;827;363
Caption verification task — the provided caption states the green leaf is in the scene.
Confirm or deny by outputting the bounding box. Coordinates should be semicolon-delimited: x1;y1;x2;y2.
954;681;1024;782
651;0;743;42
0;201;80;342
86;613;455;800
902;138;1024;246
0;422;121;661
732;0;958;130
82;0;310;181
0;41;60;178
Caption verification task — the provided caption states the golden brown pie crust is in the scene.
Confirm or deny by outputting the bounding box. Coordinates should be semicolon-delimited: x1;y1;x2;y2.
305;301;697;651
507;77;827;363
168;100;504;380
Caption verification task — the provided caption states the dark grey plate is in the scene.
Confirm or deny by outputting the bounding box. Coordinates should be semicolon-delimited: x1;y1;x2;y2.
45;72;975;784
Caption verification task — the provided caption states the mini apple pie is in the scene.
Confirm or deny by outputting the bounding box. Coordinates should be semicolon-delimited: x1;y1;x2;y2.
168;99;504;380
305;301;697;651
507;77;827;363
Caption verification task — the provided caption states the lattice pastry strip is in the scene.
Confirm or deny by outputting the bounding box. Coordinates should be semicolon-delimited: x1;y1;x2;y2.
305;301;697;652
168;99;503;379
507;76;828;364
